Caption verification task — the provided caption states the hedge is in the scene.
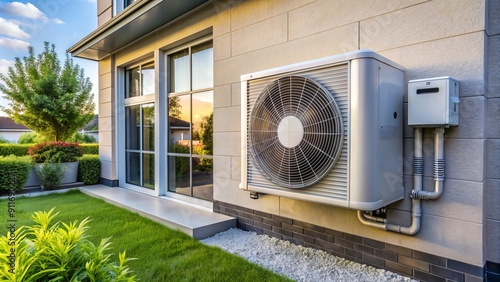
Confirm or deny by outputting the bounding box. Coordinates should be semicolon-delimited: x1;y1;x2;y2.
0;143;98;157
0;144;31;156
78;154;100;185
0;155;31;192
80;144;99;155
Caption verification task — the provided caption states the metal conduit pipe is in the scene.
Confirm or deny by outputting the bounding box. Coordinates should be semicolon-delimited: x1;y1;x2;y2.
357;128;423;235
411;127;445;200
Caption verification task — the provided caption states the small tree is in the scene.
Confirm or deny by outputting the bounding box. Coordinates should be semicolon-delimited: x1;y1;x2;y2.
0;42;95;141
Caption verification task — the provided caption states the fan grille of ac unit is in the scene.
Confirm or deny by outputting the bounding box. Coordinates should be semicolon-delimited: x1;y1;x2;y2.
248;75;344;189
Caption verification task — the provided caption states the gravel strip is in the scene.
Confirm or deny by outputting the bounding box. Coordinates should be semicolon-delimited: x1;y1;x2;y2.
201;228;417;282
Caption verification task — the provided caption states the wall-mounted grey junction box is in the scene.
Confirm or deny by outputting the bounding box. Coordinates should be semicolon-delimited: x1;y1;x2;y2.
408;76;460;127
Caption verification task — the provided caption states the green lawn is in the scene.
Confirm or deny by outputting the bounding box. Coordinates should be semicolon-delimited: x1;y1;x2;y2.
1;190;291;281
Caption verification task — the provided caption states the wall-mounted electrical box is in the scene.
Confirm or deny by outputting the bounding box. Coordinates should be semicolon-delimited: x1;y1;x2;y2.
408;76;460;127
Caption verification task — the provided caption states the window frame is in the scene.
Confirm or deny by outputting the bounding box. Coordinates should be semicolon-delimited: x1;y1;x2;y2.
121;60;157;192
165;38;214;201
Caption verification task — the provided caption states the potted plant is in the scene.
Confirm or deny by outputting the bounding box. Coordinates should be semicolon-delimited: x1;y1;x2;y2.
28;142;83;185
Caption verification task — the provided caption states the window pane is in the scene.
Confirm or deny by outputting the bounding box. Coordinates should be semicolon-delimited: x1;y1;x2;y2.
126;105;140;150
126;67;140;98
124;0;138;8
170;49;190;93
126;152;140;186
142;103;155;151
193;157;213;201
168;156;191;195
168;95;191;153
192;91;213;156
143;153;155;189
142;63;155;96
192;41;213;90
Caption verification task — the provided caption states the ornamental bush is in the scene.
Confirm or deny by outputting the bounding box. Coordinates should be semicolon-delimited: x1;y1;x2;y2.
0;208;137;281
78;155;100;184
0;155;31;192
28;142;83;163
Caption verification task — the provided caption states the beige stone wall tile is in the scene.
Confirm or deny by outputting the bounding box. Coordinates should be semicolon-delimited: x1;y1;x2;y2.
360;0;484;51
380;32;486;98
231;14;287;56
99;88;113;104
100;159;116;179
421;178;483;224
98;101;114;118
214;33;231;61
231;82;241;106
98;116;114;132
99;72;113;90
230;0;314;31
98;131;113;147
214;84;231;108
97;0;112;16
213;132;240;156
486;219;500;263
214;156;231;179
98;8;112;27
486;179;500;221
213;106;240;132
289;0;426;41
99;145;114;162
215;23;358;86
214;177;280;214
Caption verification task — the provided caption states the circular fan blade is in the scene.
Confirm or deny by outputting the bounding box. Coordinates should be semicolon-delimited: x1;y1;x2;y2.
248;76;344;189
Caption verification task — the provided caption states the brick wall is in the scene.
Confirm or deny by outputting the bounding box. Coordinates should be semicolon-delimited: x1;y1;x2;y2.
214;201;486;282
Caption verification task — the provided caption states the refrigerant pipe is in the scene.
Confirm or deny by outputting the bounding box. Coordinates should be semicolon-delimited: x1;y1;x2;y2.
357;127;424;235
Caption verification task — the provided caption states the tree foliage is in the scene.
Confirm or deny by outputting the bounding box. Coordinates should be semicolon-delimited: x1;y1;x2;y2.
0;42;95;141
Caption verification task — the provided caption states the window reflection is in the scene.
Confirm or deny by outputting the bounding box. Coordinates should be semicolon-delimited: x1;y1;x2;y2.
192;41;213;90
170;49;190;93
126;105;140;150
126;67;140;98
142;63;155;96
142;103;155;151
192;91;213;156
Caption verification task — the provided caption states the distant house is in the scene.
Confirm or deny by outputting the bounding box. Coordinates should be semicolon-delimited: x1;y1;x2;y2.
78;115;99;142
169;116;190;145
0;116;31;143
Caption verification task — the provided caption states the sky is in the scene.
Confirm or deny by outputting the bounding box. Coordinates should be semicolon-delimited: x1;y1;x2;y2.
0;0;98;115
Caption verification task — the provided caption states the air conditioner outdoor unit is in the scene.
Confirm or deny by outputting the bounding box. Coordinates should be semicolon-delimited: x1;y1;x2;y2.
240;50;405;211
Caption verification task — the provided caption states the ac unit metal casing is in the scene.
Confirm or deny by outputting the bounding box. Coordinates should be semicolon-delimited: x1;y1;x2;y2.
240;50;405;211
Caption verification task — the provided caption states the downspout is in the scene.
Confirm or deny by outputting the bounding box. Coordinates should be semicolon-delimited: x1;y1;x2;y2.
357;127;423;235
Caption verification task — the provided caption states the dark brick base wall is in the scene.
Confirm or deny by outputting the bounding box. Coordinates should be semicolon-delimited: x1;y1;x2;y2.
214;201;492;282
100;178;118;187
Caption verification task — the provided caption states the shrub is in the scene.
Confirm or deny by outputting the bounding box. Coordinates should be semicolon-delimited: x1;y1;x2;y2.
0;208;137;281
0;155;31;192
28;141;83;163
81;143;99;154
0;137;9;144
70;132;97;143
17;132;48;144
170;143;190;179
36;163;65;190
0;144;31;156
78;154;100;184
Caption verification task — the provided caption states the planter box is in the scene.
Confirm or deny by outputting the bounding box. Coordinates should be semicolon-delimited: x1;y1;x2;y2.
24;162;79;187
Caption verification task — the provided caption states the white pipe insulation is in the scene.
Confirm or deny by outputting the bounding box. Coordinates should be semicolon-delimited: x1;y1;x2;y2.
358;127;445;235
